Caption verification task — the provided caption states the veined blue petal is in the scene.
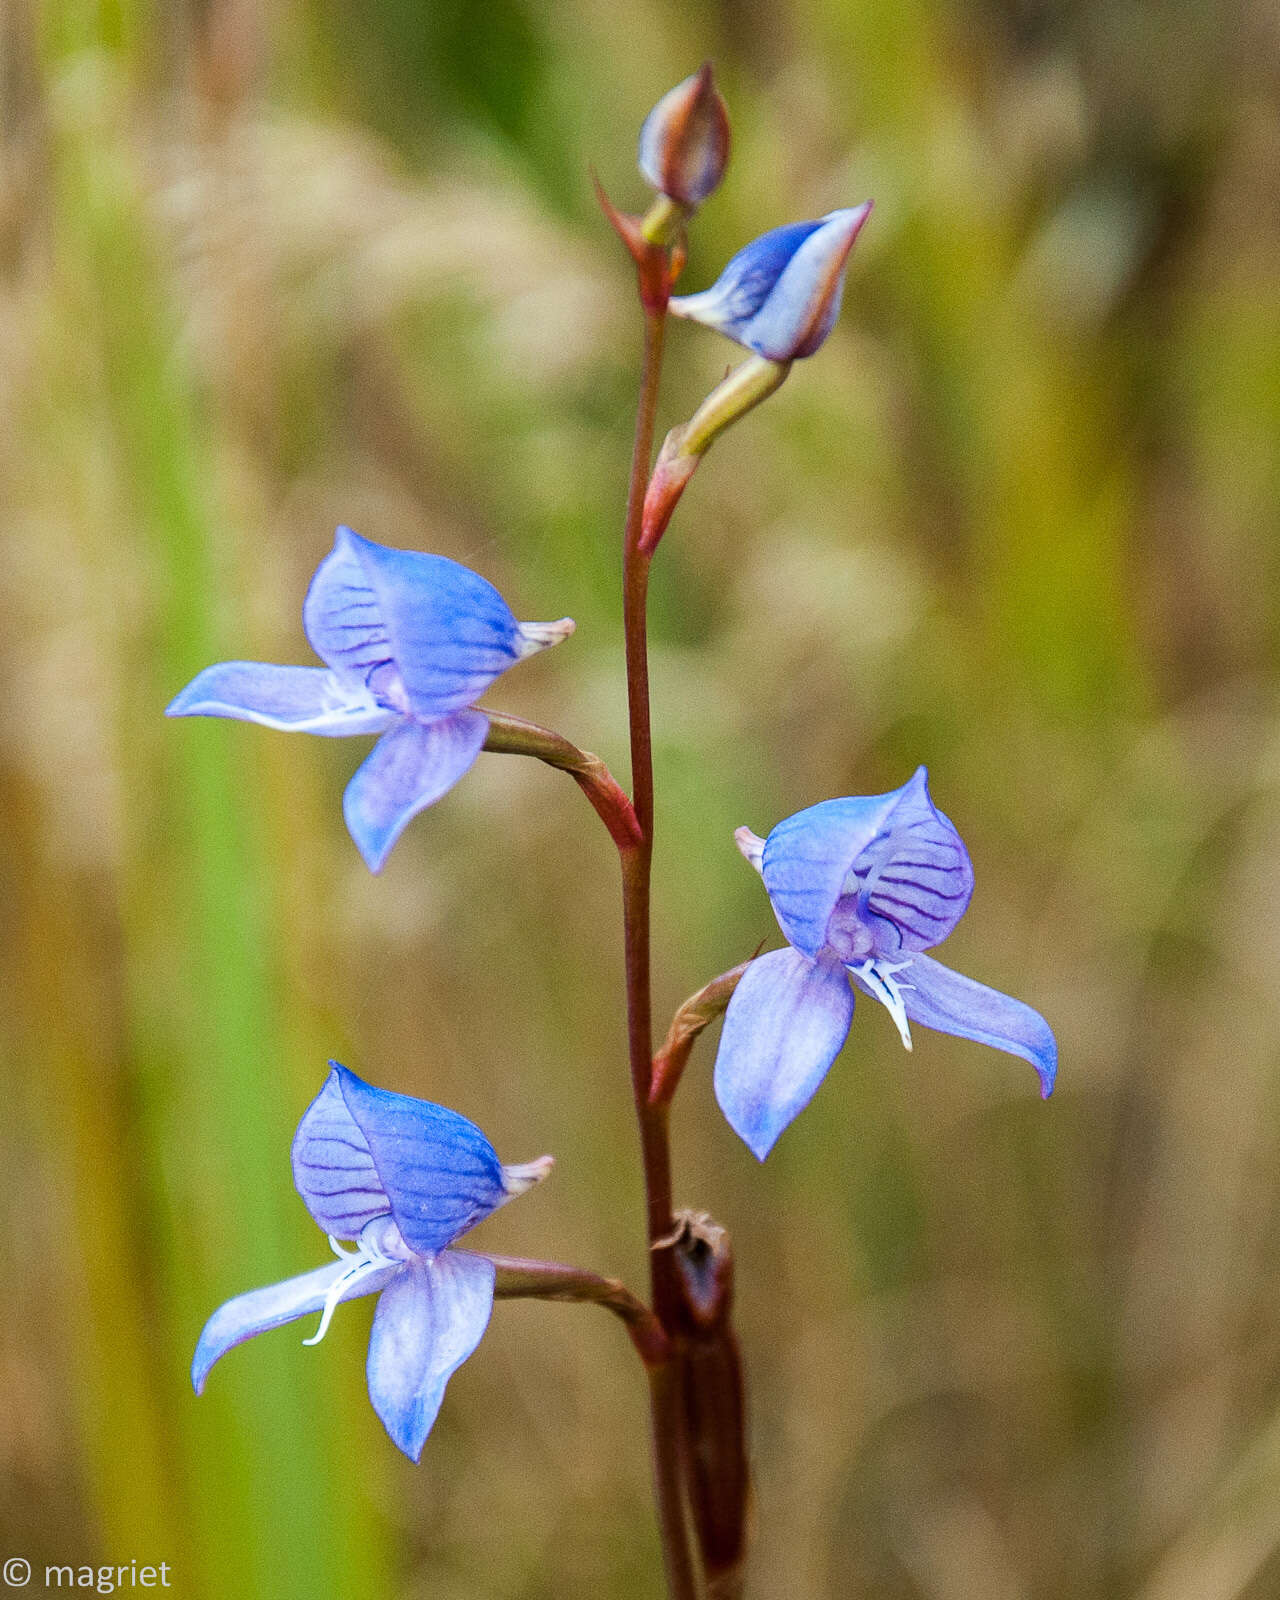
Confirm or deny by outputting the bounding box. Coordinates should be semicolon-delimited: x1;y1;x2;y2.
303;526;525;720
840;766;974;957
342;710;488;872
165;662;394;737
292;1064;512;1255
365;1251;495;1461
760;791;902;959
192;1256;400;1394
861;952;1057;1097
670;205;871;361
714;947;855;1160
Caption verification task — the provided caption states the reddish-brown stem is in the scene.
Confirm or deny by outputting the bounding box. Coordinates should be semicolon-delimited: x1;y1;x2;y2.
617;299;703;1600
482;711;641;850
486;1253;670;1367
620;305;672;1253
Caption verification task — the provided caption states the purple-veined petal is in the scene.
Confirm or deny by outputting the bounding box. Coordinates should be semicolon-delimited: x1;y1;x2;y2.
714;947;855;1160
192;1257;400;1394
760;792;902;959
859;952;1057;1097
165;662;395;737
365;1251;495;1460
637;65;730;207
342;710;488;873
291;1064;513;1254
302;526;525;720
840;766;974;957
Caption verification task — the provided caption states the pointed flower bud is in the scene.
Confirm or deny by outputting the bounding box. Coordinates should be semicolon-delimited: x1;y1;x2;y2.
670;203;872;361
638;65;731;211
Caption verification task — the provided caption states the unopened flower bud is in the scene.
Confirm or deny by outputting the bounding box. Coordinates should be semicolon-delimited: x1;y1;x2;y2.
637;64;731;212
671;202;873;361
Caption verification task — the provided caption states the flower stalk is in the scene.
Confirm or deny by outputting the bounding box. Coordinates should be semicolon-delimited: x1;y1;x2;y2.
650;964;749;1107
488;1254;670;1367
481;710;641;849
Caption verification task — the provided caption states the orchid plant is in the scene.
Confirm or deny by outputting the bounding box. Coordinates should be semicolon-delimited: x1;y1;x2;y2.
173;66;1055;1598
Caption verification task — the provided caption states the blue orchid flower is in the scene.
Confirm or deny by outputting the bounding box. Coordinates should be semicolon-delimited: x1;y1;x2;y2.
670;203;872;362
192;1063;552;1461
166;526;574;872
715;768;1056;1159
637;65;731;209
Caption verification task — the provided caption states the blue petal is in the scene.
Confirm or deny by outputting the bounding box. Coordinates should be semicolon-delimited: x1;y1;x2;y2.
165;662;395;737
740;205;871;360
302;527;525;720
342;710;488;872
292;1064;512;1255
714;947;855;1160
761;791;903;959
671;220;824;335
670;206;871;361
862;952;1057;1097
844;766;974;956
365;1251;495;1460
192;1257;400;1394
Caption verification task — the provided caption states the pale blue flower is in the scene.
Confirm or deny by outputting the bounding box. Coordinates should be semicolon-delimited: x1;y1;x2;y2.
716;768;1056;1158
167;526;573;871
192;1064;552;1461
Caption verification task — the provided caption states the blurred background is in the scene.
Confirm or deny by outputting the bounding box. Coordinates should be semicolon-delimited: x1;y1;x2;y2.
2;0;1279;1596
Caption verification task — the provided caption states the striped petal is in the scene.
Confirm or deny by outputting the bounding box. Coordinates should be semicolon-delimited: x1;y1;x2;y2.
366;1251;496;1461
714;947;855;1160
165;662;394;737
760;791;902;959
291;1064;511;1254
839;766;974;957
342;710;488;873
303;526;526;720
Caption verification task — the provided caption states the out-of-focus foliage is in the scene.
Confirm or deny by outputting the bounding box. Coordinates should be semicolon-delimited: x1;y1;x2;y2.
2;1;1279;1596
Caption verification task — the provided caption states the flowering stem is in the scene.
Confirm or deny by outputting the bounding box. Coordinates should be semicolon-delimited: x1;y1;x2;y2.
620;302;671;1244
616;295;705;1600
